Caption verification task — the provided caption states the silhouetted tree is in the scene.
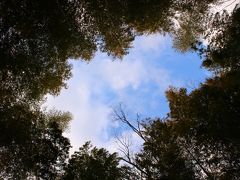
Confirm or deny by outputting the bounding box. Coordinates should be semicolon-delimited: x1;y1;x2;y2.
63;141;132;180
166;81;240;178
135;120;195;180
164;10;240;177
203;7;240;72
113;106;195;179
0;102;71;179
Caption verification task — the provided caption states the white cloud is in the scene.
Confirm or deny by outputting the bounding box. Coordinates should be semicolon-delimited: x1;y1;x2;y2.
98;58;146;91
133;33;168;54
45;34;183;154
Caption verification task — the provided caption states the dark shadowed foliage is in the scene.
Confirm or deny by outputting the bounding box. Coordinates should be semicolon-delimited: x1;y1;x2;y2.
63;141;134;180
1;0;239;179
0;101;71;179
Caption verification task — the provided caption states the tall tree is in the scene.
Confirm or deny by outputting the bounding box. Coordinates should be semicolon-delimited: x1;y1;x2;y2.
0;102;71;179
166;85;240;178
113;107;195;179
63;141;131;180
165;9;240;177
135;120;195;180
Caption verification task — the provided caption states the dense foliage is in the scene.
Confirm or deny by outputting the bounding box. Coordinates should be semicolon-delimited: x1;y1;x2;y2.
0;0;239;179
63;142;132;180
0;102;71;179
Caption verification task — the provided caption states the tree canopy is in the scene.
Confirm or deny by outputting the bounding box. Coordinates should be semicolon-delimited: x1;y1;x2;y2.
0;0;219;102
1;0;240;179
0;101;71;179
63;142;130;180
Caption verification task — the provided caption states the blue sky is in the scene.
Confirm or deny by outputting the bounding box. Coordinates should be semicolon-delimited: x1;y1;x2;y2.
46;34;209;153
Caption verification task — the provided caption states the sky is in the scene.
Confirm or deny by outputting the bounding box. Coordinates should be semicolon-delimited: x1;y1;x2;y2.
46;34;209;154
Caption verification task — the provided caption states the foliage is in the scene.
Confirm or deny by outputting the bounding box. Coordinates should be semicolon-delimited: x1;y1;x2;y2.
0;102;71;179
166;84;240;179
135;120;195;180
46;109;72;131
164;8;240;179
203;8;240;72
0;0;219;102
63;142;129;180
1;0;240;179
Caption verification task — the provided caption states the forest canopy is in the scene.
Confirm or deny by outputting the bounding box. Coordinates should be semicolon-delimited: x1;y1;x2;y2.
0;0;239;179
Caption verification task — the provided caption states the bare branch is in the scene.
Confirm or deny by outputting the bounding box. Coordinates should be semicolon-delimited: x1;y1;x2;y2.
120;157;148;177
112;104;147;142
115;135;132;162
